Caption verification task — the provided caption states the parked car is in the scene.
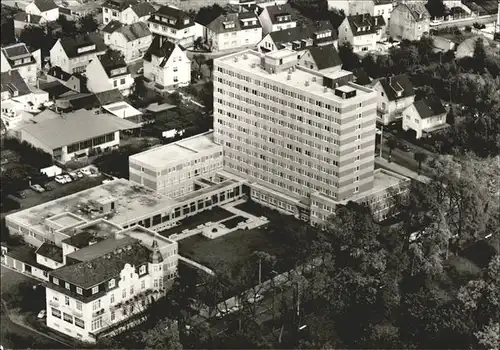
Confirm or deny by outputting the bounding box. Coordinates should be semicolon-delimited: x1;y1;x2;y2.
37;310;46;319
76;171;84;178
13;191;26;199
43;184;53;191
80;168;92;176
398;142;411;152
30;184;45;193
63;174;72;183
55;175;66;184
69;172;79;180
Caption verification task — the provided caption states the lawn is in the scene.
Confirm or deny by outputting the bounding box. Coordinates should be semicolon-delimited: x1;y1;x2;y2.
158;206;234;237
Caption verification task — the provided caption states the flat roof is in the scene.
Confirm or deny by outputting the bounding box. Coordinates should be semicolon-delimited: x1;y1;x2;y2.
7;178;177;234
103;102;142;119
130;131;220;168
217;50;373;102
20;109;139;149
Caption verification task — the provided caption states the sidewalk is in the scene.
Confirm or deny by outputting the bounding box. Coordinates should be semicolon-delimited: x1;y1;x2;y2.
376;157;431;183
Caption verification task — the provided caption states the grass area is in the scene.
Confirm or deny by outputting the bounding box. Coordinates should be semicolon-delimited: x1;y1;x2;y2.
220;215;246;229
158;206;234;237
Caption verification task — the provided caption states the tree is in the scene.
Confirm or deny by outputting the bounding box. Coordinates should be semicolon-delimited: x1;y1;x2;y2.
386;137;398;162
413;152;428;175
130;76;148;101
56;15;77;36
475;321;500;350
426;0;446;18
193;36;203;50
78;14;98;33
473;38;486;72
338;42;359;71
192;54;206;80
19;25;56;57
141;319;183;350
194;4;224;25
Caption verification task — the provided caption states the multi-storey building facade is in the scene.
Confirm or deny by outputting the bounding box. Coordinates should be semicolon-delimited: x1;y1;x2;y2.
213;49;403;222
129;131;223;198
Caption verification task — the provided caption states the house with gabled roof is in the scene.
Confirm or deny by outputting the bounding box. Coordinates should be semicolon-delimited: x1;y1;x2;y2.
371;74;415;125
85;52;134;96
389;2;430;41
257;2;297;35
47;66;86;92
147;5;203;48
203;11;262;52
105;22;152;62
25;0;59;22
102;0;156;25
297;44;343;73
402;97;448;139
143;36;191;90
338;13;385;53
13;12;46;35
257;20;337;53
1;43;41;86
50;33;107;74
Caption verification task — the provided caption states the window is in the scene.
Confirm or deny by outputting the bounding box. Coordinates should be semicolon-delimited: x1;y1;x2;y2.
122;289;126;298
110;293;115;304
93;300;101;311
141;280;145;289
108;279;115;289
51;307;61;318
173;66;178;72
120;78;125;85
75;318;85;329
65;296;70;306
92;286;99;295
354;186;359;193
76;301;82;311
154;279;159;288
53;278;59;285
76;287;82;295
63;312;73;324
139;265;146;274
65;282;70;290
113;80;117;87
110;310;115;321
91;317;103;331
130;286;134;295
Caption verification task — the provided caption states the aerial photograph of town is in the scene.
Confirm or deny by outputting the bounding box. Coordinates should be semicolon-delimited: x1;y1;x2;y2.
0;0;498;348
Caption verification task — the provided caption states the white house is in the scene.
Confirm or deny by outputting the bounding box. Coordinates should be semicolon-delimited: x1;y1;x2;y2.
349;0;393;25
371;74;415;125
85;53;134;96
257;3;297;35
147;5;203;48
104;22;152;62
47;66;85;92
25;0;59;22
44;225;178;343
36;242;65;270
203;12;262;52
402;97;448;139
143;37;191;90
1;43;41;86
102;0;156;25
50;34;107;74
389;2;430;41
338;13;385;53
297;44;343;73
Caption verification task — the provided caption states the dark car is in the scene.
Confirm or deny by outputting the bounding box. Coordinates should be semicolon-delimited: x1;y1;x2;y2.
13;191;26;199
398;142;411;152
44;184;53;191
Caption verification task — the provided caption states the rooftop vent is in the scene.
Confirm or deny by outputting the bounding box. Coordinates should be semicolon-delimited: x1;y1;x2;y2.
234;57;238;62
243;53;248;60
312;76;317;82
323;86;328;93
305;81;310;86
126;245;132;251
287;74;291;80
251;63;256;68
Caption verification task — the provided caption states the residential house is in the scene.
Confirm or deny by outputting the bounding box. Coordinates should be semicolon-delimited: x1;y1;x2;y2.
257;3;297;35
402;97;448;139
337;0;393;24
18;109;137;162
147;6;203;48
371;74;415;125
338;13;385;53
258;20;337;52
1;43;41;85
143;37;191;90
102;0;156;25
13;12;46;35
203;12;262;52
50;33;107;74
297;44;343;73
104;22;152;62
25;0;59;22
85;53;134;96
47;66;86;92
389;3;430;41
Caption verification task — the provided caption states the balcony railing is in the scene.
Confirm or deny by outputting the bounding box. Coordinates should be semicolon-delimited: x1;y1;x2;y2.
49;299;59;307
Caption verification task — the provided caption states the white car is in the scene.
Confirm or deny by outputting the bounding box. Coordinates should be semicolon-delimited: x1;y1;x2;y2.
55;175;66;184
30;184;45;193
37;310;46;319
76;171;84;178
80;168;92;176
69;172;78;180
63;174;72;183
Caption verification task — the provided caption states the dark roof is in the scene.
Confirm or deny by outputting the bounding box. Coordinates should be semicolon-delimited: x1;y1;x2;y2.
4;244;49;271
58;6;72;15
68;93;100;110
206;11;260;33
148;6;193;30
95;89;124;105
347;14;385;36
414;97;446;119
13;12;43;24
116;21;151;41
265;3;295;24
59;33;106;59
398;3;430;21
307;44;342;70
1;70;32;97
35;242;63;263
102;0;137;12
98;52;128;77
143;36;176;66
131;2;155;17
102;20;123;34
33;0;58;12
50;241;151;288
1;43;36;68
268;21;336;47
353;69;371;85
377;74;414;101
39;80;71;98
48;65;72;81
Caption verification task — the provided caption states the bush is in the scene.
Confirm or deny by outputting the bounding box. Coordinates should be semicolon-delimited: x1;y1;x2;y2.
445;255;482;285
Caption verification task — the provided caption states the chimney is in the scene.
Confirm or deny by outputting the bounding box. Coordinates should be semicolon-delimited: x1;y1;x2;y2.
27;13;31;23
389;76;392;86
374;17;378;26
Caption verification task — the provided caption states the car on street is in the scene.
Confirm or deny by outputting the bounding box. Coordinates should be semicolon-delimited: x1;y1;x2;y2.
63;174;72;183
13;191;26;199
69;172;79;180
398;142;411;152
55;175;66;184
37;310;46;319
76;171;84;178
80;168;92;176
44;184;53;191
30;184;45;193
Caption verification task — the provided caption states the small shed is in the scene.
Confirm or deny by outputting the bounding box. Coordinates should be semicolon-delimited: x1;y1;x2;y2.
40;165;62;178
